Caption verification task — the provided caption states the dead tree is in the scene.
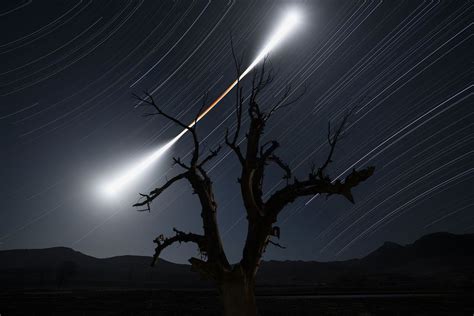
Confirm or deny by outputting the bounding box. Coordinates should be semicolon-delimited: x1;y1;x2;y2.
133;58;374;316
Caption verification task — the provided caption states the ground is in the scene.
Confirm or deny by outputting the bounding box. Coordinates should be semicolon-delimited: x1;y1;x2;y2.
0;288;472;315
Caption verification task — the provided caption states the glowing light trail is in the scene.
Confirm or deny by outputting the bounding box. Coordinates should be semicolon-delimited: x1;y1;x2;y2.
101;9;302;196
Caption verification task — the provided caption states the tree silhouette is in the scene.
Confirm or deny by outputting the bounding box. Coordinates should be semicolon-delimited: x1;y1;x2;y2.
133;56;374;315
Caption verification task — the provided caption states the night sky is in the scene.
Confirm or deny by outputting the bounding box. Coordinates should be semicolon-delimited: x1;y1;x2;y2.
0;0;472;264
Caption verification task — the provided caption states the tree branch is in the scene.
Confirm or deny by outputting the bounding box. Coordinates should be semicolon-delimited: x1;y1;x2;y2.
173;157;190;170
134;92;200;167
133;172;189;209
151;228;206;266
318;112;350;179
225;37;245;165
265;83;306;121
198;145;222;168
225;129;245;165
267;240;286;249
268;154;292;182
265;166;375;219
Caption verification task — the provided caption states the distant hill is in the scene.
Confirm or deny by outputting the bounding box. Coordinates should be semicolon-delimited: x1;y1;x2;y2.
257;232;474;288
1;232;473;290
0;247;199;288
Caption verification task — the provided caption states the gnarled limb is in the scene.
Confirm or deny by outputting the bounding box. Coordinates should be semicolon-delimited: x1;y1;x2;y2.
265;166;375;220
133;90;231;272
151;228;206;266
133;171;189;211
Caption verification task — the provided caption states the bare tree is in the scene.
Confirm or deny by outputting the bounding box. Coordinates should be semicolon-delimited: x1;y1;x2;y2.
133;56;374;315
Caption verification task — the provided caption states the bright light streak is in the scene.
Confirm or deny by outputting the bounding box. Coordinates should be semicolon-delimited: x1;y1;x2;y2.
100;134;181;197
101;8;303;197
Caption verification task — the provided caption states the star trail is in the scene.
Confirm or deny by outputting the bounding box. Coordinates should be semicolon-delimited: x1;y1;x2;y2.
0;0;472;263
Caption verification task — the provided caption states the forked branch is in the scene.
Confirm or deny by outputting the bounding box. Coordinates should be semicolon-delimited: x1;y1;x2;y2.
318;112;351;179
133;172;189;210
134;92;200;166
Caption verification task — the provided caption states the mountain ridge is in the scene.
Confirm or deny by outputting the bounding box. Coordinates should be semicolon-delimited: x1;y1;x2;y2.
1;232;472;289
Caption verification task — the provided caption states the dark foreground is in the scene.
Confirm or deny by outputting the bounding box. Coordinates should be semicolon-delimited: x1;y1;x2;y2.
0;289;472;316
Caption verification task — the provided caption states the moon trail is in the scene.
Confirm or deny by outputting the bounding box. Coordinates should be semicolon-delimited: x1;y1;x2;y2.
102;9;302;196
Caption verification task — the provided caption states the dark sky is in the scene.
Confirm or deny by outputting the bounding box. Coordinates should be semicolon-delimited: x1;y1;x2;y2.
0;0;472;264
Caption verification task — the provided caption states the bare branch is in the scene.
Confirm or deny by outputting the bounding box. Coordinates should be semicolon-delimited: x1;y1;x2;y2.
225;37;246;165
133;172;188;208
151;228;206;266
135;92;200;167
134;92;189;130
225;129;245;164
267;240;286;249
260;140;279;161
265;83;307;120
318;112;351;179
249;60;273;120
135;193;152;212
199;145;222;168
265;166;375;219
173;157;190;170
268;154;292;182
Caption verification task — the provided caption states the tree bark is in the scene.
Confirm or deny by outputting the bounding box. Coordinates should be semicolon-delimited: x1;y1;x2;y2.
220;274;258;316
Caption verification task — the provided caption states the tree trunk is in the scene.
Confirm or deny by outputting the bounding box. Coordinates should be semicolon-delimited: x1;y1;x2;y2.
220;276;258;316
